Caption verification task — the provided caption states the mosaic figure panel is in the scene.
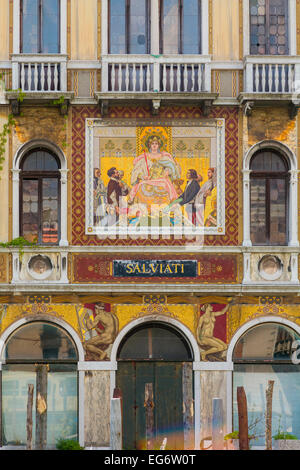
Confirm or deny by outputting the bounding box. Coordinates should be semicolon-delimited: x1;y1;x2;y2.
85;119;225;237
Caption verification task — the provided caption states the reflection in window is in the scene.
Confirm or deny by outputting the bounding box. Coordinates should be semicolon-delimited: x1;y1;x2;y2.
109;0;149;54
233;323;300;446
160;0;202;54
21;0;60;53
20;149;60;245
117;323;193;361
250;150;289;246
2;322;78;448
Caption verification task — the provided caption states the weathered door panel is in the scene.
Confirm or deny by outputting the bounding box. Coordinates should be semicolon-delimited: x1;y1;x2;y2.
117;361;186;450
155;362;184;450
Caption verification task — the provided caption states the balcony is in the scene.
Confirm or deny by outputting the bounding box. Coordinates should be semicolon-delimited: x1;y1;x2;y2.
97;54;217;115
6;54;73;114
239;56;300;117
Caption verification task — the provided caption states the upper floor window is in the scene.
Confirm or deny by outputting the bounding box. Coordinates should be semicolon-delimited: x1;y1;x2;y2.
250;0;289;55
250;150;289;245
160;0;202;54
20;0;60;53
20;148;61;245
108;0;202;55
109;0;150;54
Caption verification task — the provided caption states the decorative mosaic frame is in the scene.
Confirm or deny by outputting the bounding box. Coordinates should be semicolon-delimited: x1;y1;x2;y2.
85;118;226;238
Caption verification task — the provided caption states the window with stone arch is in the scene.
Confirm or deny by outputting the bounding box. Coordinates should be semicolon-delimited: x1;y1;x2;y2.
243;141;298;248
1;321;79;449
19;147;61;245
250;148;289;245
13;140;68;247
232;321;300;446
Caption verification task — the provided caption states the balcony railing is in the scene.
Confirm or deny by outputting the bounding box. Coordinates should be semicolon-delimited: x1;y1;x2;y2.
101;55;212;94
11;54;67;93
244;56;300;94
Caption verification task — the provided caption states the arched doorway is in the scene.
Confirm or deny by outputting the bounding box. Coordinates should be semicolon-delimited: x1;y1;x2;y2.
0;321;79;449
231;321;300;446
116;322;194;450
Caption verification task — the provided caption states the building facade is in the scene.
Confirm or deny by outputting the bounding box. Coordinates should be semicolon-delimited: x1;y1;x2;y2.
0;0;300;450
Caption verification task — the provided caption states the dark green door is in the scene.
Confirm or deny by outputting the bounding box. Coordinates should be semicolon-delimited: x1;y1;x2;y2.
117;361;185;450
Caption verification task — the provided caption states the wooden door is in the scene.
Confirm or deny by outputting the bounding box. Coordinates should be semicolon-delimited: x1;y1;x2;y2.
117;361;188;450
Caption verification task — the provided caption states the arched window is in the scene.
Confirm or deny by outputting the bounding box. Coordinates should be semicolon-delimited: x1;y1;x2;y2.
117;322;193;361
1;321;78;449
250;149;289;245
20;148;61;245
233;322;300;446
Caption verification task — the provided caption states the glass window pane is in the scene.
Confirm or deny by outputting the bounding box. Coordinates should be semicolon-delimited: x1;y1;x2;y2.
22;179;39;243
250;151;287;172
22;151;59;171
249;0;289;55
42;178;59;244
5;322;78;361
250;178;267;244
109;0;126;54
41;0;60;53
2;364;78;448
233;364;300;446
129;0;148;54
118;324;192;361
233;323;300;362
182;0;200;54
269;178;287;245
162;0;179;53
22;0;39;53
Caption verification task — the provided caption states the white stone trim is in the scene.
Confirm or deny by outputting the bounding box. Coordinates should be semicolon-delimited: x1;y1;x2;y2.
12;139;69;247
193;361;233;371
201;0;209;56
110;314;200;362
242;140;298;248
13;0;20;55
78;361;118;371
60;0;67;55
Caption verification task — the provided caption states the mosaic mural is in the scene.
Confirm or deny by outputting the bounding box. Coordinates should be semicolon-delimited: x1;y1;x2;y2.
85;119;225;237
71;106;239;246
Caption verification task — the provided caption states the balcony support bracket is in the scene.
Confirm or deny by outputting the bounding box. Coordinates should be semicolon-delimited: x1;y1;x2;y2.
200;99;213;117
11;99;20;116
151;99;161;115
100;100;109;117
289;102;300;119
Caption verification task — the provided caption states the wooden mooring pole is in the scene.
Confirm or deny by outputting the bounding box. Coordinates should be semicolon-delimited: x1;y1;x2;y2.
35;365;48;450
145;383;155;450
26;384;34;450
237;386;249;450
266;380;274;450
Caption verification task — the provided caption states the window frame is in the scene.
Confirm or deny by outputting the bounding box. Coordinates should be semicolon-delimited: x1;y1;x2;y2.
20;0;61;54
108;0;151;55
250;151;289;246
242;140;298;248
19;148;61;246
244;0;297;56
159;0;202;55
249;0;289;56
